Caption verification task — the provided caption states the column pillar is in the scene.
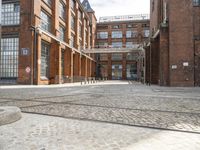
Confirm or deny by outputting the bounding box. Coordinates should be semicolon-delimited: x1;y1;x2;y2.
85;58;88;77
89;60;92;77
71;50;74;82
36;34;41;84
122;53;126;80
79;54;82;77
55;43;62;84
108;54;112;79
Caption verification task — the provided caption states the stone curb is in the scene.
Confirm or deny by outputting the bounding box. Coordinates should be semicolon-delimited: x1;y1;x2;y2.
0;107;22;126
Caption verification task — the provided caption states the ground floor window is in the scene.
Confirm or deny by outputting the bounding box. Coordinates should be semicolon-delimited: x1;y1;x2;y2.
41;41;50;79
126;64;137;80
0;36;19;79
112;64;122;80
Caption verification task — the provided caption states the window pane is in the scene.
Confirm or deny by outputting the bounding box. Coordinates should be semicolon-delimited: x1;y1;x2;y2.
99;54;108;61
111;42;122;48
70;0;75;10
112;54;122;60
193;0;200;6
97;32;108;39
43;0;52;6
126;30;137;38
71;15;75;31
143;29;150;37
40;10;52;32
59;25;65;41
2;3;20;25
59;1;66;20
41;41;50;78
0;37;19;78
112;31;122;38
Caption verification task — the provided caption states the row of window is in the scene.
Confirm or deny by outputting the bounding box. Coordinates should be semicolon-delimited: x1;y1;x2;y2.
40;0;88;48
99;53;138;61
98;24;149;30
100;64;137;80
96;42;140;48
97;30;150;39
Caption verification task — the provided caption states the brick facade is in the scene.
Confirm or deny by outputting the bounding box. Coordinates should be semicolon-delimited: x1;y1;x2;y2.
1;0;96;85
96;19;150;81
146;0;200;86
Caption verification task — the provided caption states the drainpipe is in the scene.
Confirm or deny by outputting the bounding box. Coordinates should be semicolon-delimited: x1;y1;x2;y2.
0;0;2;66
30;26;38;85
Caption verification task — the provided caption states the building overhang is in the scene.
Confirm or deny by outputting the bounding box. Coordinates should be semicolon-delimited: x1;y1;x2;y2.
36;27;96;62
83;47;143;54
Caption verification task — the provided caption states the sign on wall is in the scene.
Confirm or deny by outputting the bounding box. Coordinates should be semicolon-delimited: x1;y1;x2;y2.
21;48;30;56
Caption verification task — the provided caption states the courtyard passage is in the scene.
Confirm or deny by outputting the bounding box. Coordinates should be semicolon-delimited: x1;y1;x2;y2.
0;81;200;149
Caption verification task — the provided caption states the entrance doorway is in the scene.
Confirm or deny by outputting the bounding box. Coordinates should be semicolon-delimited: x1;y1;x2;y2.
112;64;122;80
126;64;137;80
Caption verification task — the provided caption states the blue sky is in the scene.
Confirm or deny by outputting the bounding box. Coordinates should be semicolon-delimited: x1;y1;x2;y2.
83;0;150;21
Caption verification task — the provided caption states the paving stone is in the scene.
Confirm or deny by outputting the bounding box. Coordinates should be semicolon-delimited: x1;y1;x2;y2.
0;81;200;149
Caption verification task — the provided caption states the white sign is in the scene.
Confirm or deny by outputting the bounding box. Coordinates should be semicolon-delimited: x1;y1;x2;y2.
183;62;189;67
25;66;31;74
172;65;177;69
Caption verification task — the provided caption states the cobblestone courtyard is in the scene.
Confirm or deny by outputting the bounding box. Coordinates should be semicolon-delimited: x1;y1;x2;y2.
0;81;200;149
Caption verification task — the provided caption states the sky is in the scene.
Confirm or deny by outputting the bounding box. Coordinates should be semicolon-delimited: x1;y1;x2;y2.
82;0;150;21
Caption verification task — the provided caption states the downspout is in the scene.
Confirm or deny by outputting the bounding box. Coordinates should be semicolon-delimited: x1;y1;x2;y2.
30;0;33;85
0;0;2;73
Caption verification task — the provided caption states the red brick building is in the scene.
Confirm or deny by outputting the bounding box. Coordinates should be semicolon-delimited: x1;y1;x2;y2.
0;0;96;85
95;15;150;80
146;0;200;86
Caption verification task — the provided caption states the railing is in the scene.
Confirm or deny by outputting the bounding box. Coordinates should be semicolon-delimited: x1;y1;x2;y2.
99;14;150;23
54;76;108;84
94;44;140;49
80;77;108;85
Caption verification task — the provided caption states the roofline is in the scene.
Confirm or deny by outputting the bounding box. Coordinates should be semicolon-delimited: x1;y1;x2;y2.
97;19;150;25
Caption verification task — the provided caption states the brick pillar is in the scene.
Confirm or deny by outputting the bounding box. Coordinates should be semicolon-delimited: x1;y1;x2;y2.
108;54;112;79
145;46;150;84
81;56;86;77
92;62;96;77
159;26;169;86
89;60;92;77
71;51;74;83
79;54;82;76
85;58;88;77
73;53;79;79
87;59;90;77
64;48;71;79
150;38;160;85
122;53;126;80
55;43;62;84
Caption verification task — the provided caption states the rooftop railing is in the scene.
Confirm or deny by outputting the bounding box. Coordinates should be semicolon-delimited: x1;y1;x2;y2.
99;14;150;23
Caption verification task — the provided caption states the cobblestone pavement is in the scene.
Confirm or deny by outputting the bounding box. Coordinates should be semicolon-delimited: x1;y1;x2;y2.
0;113;200;150
0;81;200;149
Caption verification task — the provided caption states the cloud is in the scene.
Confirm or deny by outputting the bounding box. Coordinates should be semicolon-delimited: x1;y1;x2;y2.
88;0;150;20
